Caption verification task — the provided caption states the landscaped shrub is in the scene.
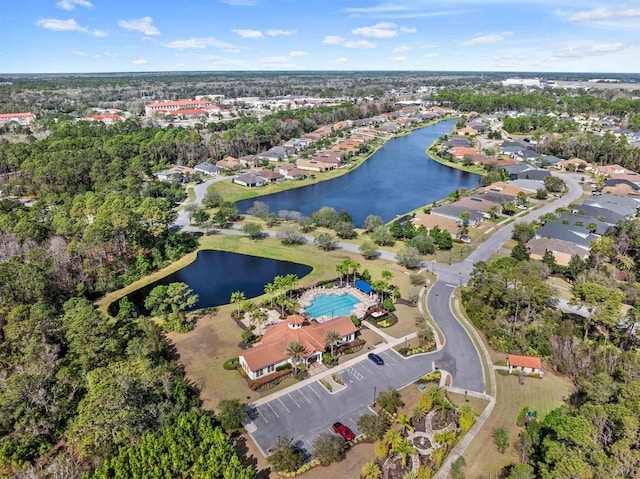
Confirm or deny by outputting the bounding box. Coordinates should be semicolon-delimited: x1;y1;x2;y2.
517;406;529;426
223;357;239;370
320;379;333;392
276;363;292;371
332;373;344;385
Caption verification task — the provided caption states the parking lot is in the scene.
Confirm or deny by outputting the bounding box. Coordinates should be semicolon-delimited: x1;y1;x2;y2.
248;348;442;455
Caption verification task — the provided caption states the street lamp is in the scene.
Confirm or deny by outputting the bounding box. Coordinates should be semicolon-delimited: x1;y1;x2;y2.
373;386;377;407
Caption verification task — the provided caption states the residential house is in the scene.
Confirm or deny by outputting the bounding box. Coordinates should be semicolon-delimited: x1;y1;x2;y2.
431;204;484;227
297;159;335;172
238;154;259;168
411;212;460;235
194;162;221;176
602;179;640;198
256;147;287;162
454;196;502;218
557;212;612;235
484;181;537;196
257;169;284;184
554;158;591;172
503;165;550;182
445;137;472;148
449;146;481;159
576;205;624;225
217;156;245;170
583;194;640;217
156;165;196;183
238;315;358;380
527;237;590;265
535;222;599;250
593;164;640;184
278;164;308;180
507;354;543;377
234;172;267;187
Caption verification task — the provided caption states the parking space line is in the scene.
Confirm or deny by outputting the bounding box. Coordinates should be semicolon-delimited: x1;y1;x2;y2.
288;393;301;408
278;398;290;413
308;384;322;398
267;403;279;418
360;363;374;374
256;409;268;424
381;351;398;363
298;390;312;403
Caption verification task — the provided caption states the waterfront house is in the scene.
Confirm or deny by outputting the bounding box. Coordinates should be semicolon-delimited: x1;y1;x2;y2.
234;172;267;188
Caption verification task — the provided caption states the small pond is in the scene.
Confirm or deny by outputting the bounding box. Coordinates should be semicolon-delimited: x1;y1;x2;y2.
110;250;312;315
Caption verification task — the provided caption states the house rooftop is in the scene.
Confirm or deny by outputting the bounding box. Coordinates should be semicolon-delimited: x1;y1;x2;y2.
508;354;542;370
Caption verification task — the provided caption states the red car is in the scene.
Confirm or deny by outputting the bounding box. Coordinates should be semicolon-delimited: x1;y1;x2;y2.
332;422;355;441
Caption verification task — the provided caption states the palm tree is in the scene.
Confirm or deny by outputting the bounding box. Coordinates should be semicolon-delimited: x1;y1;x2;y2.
381;270;393;283
273;275;288;318
324;330;341;359
411;404;428;421
285;273;299;299
394;439;416;468
361;461;382;479
285;341;307;375
384;428;404;452
395;412;414;435
230;290;245;317
251;309;267;335
350;260;360;284
264;282;277;309
335;263;348;286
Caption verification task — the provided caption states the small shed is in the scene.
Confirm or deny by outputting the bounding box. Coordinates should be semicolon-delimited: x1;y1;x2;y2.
507;354;543;377
355;280;372;294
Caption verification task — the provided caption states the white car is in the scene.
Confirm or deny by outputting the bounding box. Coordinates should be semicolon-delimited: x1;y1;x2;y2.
516;205;528;210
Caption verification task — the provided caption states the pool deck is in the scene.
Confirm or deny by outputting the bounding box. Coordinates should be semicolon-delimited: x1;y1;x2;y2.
298;285;378;322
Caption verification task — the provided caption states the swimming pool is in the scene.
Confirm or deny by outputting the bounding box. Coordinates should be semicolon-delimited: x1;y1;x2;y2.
304;293;360;318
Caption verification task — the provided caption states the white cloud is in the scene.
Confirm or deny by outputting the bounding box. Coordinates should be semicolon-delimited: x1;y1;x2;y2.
421;43;438;49
35;18;106;36
267;29;296;36
393;45;411;52
162;37;233;49
352;22;397;39
344;40;376;49
462;32;512;46
103;51;119;57
553;42;628;58
289;50;308;57
132;58;148;65
322;35;344;45
335;57;348;63
342;5;463;20
389;56;407;61
72;50;88;57
57;0;93;10
569;5;640;23
423;52;440;58
400;26;416;33
232;29;263;39
118;17;160;36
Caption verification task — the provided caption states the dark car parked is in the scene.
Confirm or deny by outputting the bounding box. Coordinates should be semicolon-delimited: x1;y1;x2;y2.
368;352;384;365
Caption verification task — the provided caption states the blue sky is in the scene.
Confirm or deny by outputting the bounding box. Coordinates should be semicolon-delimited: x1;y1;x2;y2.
1;0;639;73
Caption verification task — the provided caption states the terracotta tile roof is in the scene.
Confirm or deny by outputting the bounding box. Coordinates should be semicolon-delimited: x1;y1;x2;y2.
240;315;357;371
508;354;542;370
449;146;481;158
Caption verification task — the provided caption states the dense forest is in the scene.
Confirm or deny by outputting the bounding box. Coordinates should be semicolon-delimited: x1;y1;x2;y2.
462;218;640;478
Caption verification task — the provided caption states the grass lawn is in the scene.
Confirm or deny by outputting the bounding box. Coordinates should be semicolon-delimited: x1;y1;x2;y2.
462;365;574;479
547;276;573;301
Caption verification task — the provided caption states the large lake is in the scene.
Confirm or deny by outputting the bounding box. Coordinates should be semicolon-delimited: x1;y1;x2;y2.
112;250;312;314
236;119;480;227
